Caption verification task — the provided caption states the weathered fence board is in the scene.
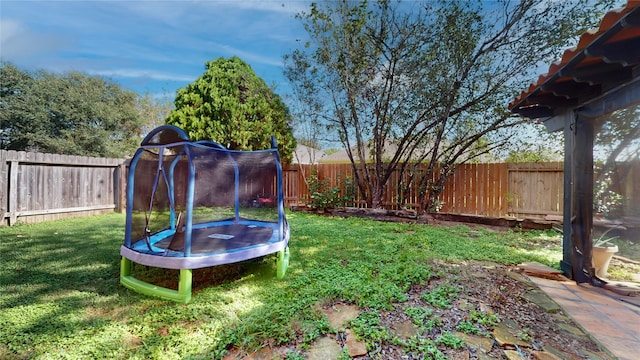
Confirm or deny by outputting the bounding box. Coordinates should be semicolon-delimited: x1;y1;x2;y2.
507;162;564;218
1;150;123;225
437;162;508;217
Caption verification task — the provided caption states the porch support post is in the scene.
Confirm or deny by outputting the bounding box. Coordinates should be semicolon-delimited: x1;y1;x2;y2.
560;110;574;277
571;113;594;283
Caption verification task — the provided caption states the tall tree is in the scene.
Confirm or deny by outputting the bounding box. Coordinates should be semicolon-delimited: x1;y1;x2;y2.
285;0;618;212
0;62;144;157
166;56;296;163
136;93;173;135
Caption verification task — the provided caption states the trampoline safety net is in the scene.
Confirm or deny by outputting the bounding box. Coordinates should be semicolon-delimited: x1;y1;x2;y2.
120;125;289;303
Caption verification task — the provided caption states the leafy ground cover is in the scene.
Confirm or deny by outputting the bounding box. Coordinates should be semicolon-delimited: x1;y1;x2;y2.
0;212;619;359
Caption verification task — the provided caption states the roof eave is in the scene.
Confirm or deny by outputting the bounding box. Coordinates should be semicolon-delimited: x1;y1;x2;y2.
509;2;640;120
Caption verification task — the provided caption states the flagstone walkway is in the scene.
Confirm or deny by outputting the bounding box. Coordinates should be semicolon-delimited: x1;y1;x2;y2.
530;276;640;360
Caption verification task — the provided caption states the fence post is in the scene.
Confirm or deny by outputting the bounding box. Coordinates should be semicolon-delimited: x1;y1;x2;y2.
115;162;127;213
8;160;18;225
0;150;6;225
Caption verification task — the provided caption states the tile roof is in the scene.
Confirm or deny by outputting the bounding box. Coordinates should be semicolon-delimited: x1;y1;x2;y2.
509;1;640;119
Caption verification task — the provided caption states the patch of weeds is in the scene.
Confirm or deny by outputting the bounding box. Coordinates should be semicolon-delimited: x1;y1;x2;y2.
424;316;444;332
455;310;497;337
469;310;499;328
301;317;331;344
349;311;389;348
404;306;434;325
435;331;464;349
356;279;408;309
420;284;460;309
404;305;445;334
284;350;306;360
380;262;433;291
456;320;484;336
337;348;351;360
395;336;447;360
517;328;533;342
607;261;640;281
606;267;634;280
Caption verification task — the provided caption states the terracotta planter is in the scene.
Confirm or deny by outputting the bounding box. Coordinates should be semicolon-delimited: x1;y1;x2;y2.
592;245;618;278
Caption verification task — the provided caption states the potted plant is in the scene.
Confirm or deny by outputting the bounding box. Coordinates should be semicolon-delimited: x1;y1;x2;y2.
592;228;619;278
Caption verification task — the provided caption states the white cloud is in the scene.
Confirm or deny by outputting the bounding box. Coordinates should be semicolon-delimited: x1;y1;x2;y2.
0;0;309;95
89;68;195;82
0;18;22;43
204;41;284;67
0;18;73;62
215;0;308;14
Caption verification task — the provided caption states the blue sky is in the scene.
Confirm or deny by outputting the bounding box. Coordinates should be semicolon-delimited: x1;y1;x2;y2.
1;0;311;101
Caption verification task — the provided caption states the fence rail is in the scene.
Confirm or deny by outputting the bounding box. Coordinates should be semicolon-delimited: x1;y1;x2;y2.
5;149;635;226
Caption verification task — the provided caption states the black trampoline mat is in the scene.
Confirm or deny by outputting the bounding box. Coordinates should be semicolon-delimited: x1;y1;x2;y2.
155;223;274;254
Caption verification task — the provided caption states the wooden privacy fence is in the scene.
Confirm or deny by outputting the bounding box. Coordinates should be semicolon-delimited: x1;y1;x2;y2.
285;162;565;218
0;150;125;225
0;148;573;226
440;161;564;218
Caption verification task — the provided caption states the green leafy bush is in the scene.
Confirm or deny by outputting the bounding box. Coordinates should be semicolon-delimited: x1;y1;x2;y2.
307;170;355;209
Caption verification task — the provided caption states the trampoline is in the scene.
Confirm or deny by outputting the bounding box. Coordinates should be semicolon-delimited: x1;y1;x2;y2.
120;125;290;303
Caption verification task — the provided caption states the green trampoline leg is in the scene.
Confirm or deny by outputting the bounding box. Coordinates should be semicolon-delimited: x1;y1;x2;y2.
276;246;290;279
177;269;192;302
120;257;193;303
121;256;132;277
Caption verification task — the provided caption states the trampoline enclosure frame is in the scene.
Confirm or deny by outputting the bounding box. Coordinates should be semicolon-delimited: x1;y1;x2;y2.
120;125;289;303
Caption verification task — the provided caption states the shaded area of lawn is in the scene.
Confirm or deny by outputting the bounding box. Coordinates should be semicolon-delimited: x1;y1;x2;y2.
0;212;562;359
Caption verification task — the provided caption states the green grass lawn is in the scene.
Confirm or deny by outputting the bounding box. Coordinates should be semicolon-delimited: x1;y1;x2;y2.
0;212;563;359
